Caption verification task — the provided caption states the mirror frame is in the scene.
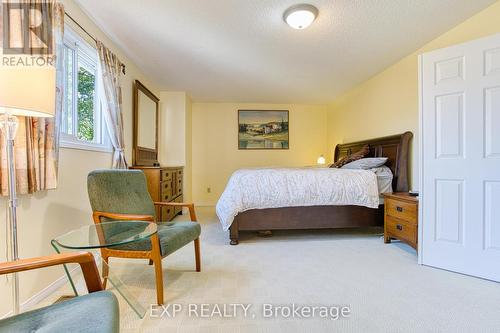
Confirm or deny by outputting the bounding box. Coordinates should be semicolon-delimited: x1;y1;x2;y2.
133;80;160;166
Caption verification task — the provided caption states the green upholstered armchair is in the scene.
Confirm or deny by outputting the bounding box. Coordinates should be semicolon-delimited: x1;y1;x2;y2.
87;169;201;305
0;252;119;333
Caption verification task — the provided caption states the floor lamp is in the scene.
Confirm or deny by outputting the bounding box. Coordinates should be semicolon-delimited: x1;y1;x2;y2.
0;66;56;314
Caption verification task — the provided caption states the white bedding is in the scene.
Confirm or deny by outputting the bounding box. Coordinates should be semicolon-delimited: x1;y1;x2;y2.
216;167;380;231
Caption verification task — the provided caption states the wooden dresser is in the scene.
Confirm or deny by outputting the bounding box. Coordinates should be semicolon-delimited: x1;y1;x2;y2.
130;166;184;222
383;192;418;250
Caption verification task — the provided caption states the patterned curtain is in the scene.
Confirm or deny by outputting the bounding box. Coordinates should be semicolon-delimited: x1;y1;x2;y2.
0;1;64;195
96;41;127;169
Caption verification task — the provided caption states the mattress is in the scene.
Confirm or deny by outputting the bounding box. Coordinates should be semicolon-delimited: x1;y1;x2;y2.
216;167;381;230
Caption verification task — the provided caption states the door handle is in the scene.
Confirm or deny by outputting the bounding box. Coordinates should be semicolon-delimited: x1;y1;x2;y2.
396;206;403;212
396;224;403;231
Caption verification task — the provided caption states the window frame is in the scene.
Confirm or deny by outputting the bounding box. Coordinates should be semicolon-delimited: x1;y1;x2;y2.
60;24;112;153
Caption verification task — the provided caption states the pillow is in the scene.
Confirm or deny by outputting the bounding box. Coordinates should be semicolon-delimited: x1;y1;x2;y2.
371;166;393;194
341;157;388;170
370;165;393;178
330;145;370;168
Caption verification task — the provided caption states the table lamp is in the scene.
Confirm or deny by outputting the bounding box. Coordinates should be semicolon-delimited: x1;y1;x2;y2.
317;155;326;165
0;66;56;314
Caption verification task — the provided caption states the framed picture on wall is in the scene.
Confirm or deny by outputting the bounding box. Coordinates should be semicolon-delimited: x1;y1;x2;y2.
238;110;289;150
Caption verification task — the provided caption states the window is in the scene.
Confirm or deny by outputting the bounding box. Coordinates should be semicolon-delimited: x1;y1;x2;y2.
61;25;111;152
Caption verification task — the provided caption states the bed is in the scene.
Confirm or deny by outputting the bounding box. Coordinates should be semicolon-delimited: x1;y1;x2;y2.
220;132;413;245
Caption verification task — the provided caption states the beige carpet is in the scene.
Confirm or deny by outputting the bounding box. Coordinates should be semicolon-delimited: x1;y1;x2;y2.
45;207;500;332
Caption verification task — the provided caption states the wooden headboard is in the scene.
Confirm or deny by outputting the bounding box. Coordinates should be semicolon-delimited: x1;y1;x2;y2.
334;132;413;192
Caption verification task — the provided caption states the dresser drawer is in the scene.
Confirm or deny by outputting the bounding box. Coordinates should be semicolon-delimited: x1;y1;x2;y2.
386;216;417;245
175;177;183;196
174;195;183;215
386;198;417;223
161;205;175;222
161;193;173;202
161;181;173;200
161;170;173;181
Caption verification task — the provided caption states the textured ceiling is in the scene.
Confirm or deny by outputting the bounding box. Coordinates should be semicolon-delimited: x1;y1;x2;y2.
75;0;496;103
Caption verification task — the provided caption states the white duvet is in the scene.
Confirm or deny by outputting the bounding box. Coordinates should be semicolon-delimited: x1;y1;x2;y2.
216;167;380;230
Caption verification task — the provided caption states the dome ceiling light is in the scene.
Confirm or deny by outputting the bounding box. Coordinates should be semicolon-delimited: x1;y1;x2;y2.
283;4;318;30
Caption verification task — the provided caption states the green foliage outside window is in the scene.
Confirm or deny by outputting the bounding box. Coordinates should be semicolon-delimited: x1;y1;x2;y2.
77;67;95;142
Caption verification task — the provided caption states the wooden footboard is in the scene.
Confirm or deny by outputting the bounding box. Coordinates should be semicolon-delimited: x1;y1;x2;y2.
229;205;383;245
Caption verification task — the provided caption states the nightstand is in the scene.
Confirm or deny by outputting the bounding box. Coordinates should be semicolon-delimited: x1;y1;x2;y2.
382;192;418;250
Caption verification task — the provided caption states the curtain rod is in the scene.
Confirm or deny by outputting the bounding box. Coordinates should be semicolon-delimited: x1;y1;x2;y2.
64;11;126;75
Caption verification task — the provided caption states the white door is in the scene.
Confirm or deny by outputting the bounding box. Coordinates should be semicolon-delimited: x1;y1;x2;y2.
420;33;500;282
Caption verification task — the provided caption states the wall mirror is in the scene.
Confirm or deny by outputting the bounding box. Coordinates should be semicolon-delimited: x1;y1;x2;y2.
133;80;159;166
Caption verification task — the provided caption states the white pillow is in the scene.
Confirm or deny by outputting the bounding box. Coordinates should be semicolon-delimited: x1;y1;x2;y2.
341;157;388;170
371;166;393;193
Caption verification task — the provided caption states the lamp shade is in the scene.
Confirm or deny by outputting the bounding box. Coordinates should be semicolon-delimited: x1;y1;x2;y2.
0;67;56;117
317;155;326;165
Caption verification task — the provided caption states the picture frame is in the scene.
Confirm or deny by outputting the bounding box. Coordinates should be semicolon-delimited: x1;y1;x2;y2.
238;110;289;150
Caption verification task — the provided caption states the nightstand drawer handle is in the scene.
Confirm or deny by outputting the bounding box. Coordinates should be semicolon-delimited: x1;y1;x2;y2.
396;224;403;231
396;206;403;212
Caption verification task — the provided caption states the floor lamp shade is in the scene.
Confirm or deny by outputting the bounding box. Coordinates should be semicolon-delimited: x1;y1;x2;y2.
0;67;56;117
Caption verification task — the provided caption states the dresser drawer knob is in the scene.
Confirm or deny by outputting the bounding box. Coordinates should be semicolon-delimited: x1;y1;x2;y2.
396;206;403;212
396;224;403;231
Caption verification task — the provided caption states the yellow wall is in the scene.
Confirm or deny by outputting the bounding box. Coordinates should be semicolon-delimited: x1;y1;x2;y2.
0;0;159;315
159;92;187;167
192;103;328;205
159;91;193;201
327;0;500;188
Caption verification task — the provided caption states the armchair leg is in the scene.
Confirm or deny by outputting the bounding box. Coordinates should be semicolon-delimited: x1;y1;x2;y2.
102;256;109;289
194;238;201;272
151;234;164;305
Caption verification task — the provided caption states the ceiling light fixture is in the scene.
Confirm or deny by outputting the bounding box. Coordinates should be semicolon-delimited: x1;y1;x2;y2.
283;4;318;30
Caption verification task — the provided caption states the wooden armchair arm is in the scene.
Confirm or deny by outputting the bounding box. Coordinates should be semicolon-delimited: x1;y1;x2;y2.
153;202;197;221
0;252;103;293
93;211;155;224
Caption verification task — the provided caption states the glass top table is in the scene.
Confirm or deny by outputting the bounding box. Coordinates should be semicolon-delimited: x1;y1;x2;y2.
51;221;158;318
52;221;157;250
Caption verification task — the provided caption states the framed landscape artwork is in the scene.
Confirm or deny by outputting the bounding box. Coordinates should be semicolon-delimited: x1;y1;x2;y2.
238;110;289;150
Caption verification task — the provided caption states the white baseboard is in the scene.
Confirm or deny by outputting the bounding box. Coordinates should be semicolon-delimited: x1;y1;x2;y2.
1;266;79;319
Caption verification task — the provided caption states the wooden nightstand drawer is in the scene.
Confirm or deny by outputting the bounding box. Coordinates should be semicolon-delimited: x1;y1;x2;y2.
385;216;417;245
383;192;419;251
386;198;417;223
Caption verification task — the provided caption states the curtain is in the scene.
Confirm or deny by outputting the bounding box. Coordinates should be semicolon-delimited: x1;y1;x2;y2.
0;1;64;195
96;41;128;169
